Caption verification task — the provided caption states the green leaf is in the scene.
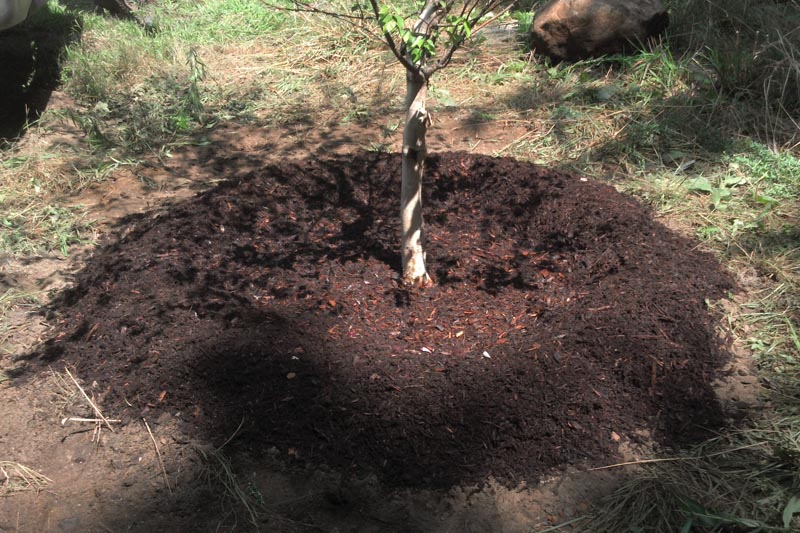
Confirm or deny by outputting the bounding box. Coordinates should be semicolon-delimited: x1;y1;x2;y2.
595;84;619;102
723;174;744;187
756;194;778;205
685;177;712;193
710;187;731;208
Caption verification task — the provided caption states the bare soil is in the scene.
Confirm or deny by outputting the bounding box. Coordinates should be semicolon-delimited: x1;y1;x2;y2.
0;106;752;530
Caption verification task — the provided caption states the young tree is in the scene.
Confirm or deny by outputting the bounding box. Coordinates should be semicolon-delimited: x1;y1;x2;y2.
292;0;512;285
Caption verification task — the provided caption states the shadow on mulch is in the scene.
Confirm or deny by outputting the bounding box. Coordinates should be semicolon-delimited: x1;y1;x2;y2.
30;151;734;489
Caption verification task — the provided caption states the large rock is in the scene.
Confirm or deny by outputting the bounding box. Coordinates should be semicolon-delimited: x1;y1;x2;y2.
531;0;669;62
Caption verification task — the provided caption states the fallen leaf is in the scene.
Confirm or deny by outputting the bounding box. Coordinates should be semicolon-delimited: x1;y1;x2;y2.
158;390;167;402
611;431;621;442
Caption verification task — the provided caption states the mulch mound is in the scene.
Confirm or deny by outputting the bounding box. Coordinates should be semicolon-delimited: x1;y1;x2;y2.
37;152;733;488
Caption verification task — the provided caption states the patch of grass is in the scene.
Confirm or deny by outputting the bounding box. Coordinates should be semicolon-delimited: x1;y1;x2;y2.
0;289;40;380
724;141;800;201
196;446;264;530
0;461;52;495
666;0;800;147
47;367;84;418
0;288;39;331
0;202;93;256
580;425;800;532
57;0;396;149
59;0;291;152
0;134;118;256
740;280;800;382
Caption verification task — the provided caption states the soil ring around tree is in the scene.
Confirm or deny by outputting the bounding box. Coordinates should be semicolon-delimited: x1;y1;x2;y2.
30;151;734;487
10;150;737;530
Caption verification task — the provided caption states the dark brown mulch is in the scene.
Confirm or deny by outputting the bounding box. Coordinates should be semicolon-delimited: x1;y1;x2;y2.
36;152;733;489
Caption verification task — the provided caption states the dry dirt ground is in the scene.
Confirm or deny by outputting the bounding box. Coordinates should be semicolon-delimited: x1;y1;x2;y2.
0;93;765;532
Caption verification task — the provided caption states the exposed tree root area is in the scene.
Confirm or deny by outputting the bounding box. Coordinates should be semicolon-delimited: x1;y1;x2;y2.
29;151;733;500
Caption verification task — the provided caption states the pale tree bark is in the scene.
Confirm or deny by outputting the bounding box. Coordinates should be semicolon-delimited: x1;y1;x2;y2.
398;0;442;286
292;0;510;286
360;0;507;285
400;70;431;285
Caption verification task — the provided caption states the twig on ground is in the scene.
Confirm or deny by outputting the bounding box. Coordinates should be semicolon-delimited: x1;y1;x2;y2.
61;417;122;425
492;130;535;157
64;367;114;432
537;515;589;532
588;441;770;471
217;416;246;451
143;418;173;495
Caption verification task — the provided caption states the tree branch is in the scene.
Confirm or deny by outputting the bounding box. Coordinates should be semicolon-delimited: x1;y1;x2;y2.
368;0;419;73
428;2;512;75
267;0;369;22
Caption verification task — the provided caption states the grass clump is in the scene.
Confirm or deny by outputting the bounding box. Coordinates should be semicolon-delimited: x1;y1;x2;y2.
0;289;39;363
0;151;97;256
667;0;800;147
580;425;800;532
58;0;394;151
0;462;52;495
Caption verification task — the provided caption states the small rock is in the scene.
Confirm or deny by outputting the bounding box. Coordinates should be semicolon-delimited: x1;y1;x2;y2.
58;517;80;532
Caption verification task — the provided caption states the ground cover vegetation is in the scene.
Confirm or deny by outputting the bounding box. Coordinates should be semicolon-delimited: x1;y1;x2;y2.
1;0;799;530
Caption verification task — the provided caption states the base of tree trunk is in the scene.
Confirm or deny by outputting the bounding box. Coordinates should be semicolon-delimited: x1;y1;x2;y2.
402;271;433;287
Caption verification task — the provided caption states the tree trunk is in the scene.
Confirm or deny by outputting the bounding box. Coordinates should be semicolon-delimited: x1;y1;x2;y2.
400;70;431;286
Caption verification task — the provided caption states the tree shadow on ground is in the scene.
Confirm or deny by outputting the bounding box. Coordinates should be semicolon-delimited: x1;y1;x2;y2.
0;5;83;142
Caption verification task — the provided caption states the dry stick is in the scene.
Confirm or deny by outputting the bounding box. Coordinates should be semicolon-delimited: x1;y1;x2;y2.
217;416;246;452
588;456;693;471
492;130;534;157
0;461;53;487
588;441;770;471
61;417;122;425
64;367;114;432
493;122;557;157
143;418;173;495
